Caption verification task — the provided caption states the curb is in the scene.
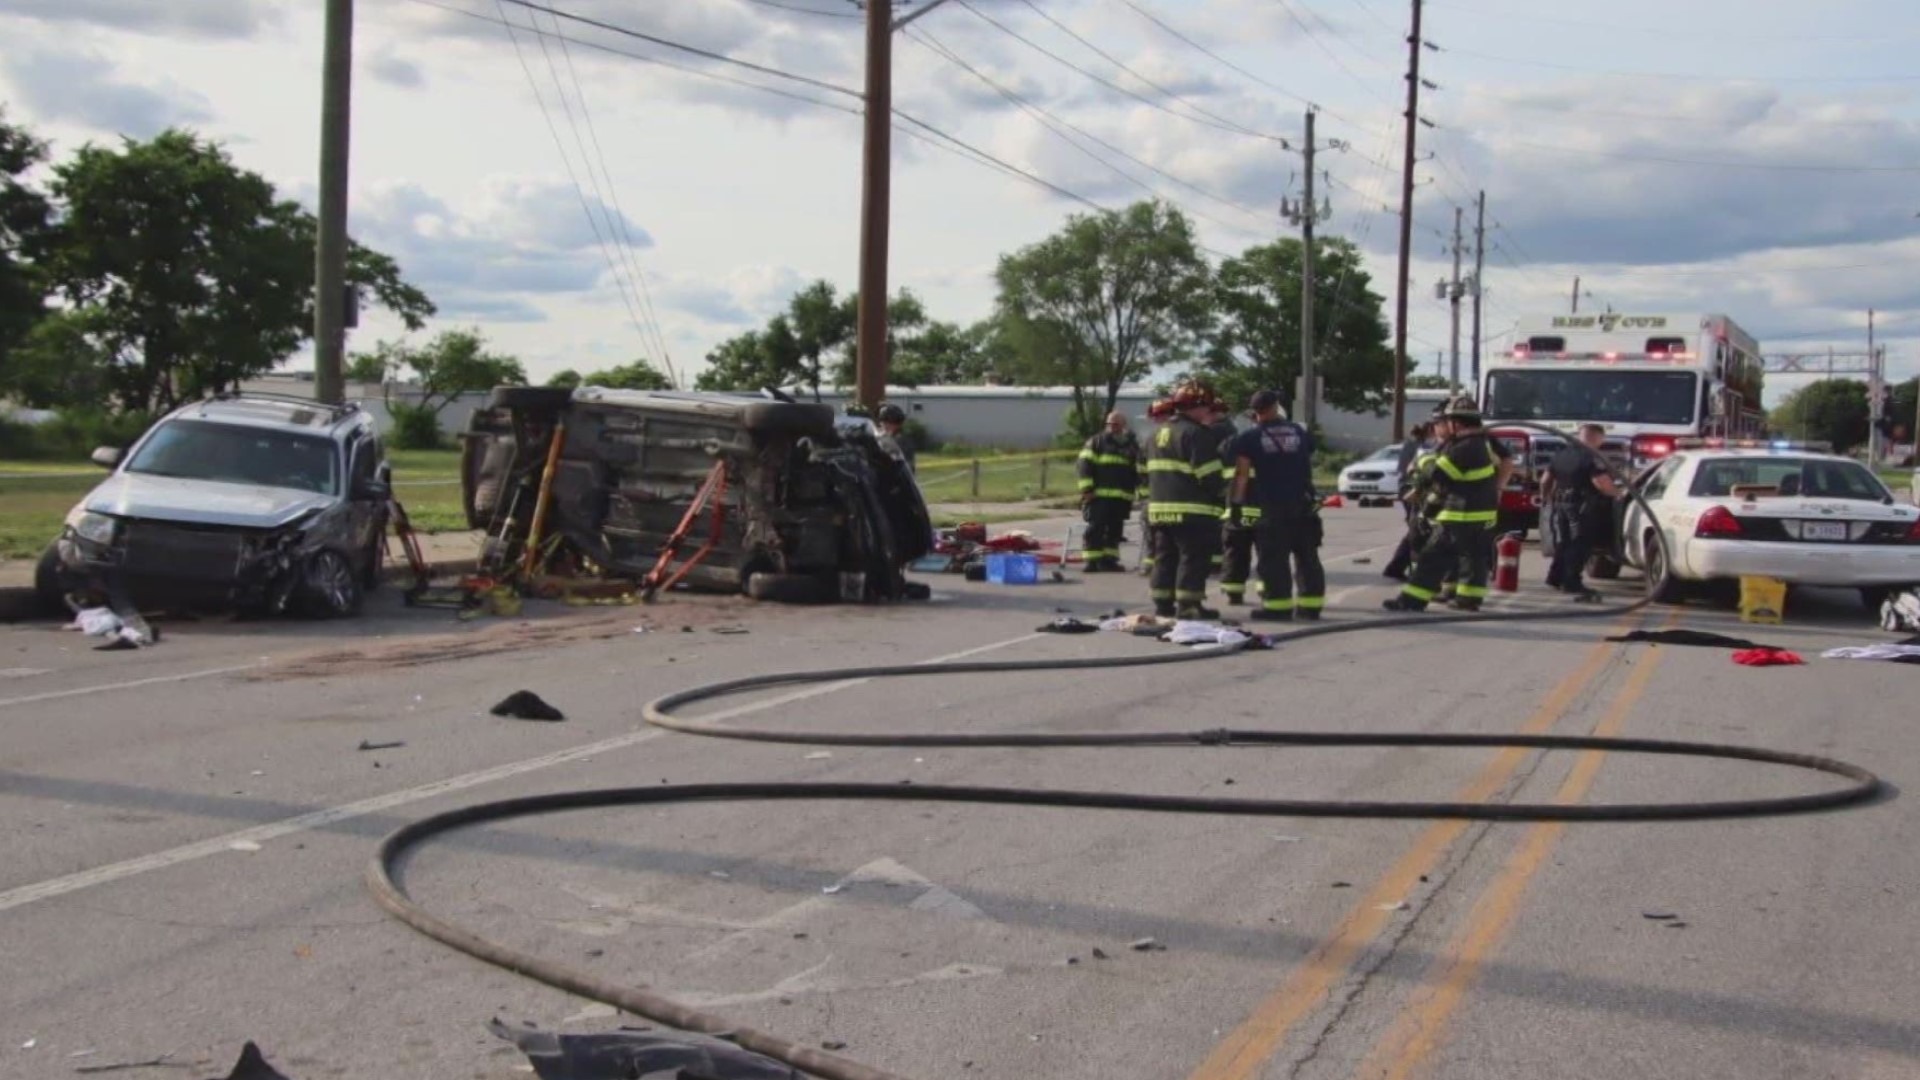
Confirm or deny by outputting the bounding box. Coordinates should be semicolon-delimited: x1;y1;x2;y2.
0;555;485;624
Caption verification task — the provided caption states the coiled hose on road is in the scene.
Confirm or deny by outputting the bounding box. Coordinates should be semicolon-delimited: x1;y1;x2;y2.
367;423;1889;1080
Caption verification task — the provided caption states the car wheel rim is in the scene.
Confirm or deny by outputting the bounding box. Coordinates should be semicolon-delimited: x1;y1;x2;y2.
313;554;354;610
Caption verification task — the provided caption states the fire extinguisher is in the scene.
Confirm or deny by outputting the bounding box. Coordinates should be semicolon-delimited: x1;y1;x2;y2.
1493;531;1523;592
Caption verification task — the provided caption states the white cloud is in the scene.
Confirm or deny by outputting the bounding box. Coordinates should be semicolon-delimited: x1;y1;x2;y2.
364;45;425;90
0;0;288;39
2;45;214;137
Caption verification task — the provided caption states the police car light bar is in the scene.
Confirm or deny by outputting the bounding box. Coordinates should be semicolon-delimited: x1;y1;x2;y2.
1672;437;1833;452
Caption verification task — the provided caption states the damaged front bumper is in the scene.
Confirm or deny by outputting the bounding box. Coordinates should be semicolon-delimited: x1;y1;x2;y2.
52;515;322;613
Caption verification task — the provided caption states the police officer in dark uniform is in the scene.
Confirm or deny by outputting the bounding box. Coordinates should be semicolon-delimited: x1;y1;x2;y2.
1541;423;1622;598
1229;390;1326;621
1147;382;1228;619
1076;410;1143;572
1383;396;1514;612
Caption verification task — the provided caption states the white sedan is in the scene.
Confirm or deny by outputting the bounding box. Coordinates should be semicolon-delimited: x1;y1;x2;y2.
1615;442;1920;607
1338;444;1404;506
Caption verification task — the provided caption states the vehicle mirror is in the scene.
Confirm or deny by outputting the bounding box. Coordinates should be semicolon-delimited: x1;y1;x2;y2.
90;446;122;468
355;478;392;502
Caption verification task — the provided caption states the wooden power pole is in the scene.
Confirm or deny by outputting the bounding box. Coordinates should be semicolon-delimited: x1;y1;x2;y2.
1390;0;1425;442
314;0;354;406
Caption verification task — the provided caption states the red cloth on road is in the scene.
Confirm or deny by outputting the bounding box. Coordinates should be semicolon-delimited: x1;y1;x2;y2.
1731;648;1804;667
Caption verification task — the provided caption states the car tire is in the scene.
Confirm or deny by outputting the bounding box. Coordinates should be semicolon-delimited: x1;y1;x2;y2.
741;402;836;439
1644;531;1684;604
487;386;575;414
744;571;835;605
33;542;67;615
298;549;364;618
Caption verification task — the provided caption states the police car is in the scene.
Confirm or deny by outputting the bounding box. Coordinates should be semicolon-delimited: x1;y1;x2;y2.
1614;439;1920;607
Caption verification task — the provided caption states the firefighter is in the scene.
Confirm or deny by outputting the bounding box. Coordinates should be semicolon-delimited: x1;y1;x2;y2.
1383;414;1445;581
876;403;915;472
1228;390;1325;621
1138;399;1175;577
1204;401;1240;580
1147;382;1229;619
1383;396;1514;613
1076;410;1143;572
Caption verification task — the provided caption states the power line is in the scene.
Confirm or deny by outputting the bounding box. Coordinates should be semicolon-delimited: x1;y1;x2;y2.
1495;137;1920;173
907;27;1273;232
544;7;680;383
1008;0;1294;148
406;0;864;116
491;0;660;355
1271;0;1394;103
491;0;864;99
736;0;861;18
953;0;1295;147
1425;0;1902;43
1107;0;1375;135
1436;44;1920;84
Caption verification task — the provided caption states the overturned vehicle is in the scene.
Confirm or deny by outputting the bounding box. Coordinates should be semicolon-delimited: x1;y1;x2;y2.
460;387;934;603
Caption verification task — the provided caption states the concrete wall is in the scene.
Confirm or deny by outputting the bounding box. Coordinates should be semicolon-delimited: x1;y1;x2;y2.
1313;390;1453;455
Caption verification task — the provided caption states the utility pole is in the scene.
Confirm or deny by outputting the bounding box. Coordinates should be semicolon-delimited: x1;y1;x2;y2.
1446;205;1464;390
1281;108;1332;430
1469;190;1486;391
854;0;894;412
1390;0;1425;442
313;0;354;406
1570;275;1581;314
1868;308;1882;465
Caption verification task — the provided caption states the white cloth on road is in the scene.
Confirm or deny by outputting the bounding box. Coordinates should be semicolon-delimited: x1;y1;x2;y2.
1821;644;1920;662
1161;621;1249;648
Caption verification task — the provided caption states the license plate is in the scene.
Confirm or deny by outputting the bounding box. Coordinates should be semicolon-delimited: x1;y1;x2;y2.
1803;522;1847;541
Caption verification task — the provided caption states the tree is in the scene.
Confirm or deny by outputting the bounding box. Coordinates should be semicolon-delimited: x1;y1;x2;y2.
1407;373;1453;390
1770;378;1869;451
547;369;582;389
890;319;995;387
694;282;929;395
42;129;433;413
346;351;394;384
576;359;673;391
374;329;525;448
993;200;1212;434
695;317;803;392
1;309;114;409
0;108;53;389
1204;236;1393;416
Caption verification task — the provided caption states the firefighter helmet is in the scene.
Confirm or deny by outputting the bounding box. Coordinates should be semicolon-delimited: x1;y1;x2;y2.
1438;395;1482;422
1147;399;1176;421
1169;380;1219;411
876;402;907;424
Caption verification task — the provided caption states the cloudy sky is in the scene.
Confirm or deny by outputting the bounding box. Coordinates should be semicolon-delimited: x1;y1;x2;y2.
4;0;1920;402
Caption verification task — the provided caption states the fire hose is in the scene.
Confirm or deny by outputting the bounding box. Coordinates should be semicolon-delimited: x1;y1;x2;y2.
367;422;1888;1080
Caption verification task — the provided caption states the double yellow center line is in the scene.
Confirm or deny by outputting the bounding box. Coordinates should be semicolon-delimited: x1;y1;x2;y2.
1186;612;1668;1080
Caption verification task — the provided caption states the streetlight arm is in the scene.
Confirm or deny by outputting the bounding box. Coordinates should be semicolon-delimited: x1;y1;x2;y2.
892;0;957;32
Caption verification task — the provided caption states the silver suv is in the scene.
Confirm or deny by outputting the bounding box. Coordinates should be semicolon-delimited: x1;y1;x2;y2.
37;394;392;617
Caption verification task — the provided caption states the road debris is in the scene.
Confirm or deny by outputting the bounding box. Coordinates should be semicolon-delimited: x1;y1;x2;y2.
489;1019;805;1079
492;691;566;722
1642;911;1678;920
200;1043;293;1079
804;751;833;760
356;739;405;752
73;1052;184;1075
228;841;262;853
1130;937;1166;952
821;1041;848;1052
1331;881;1352;888
1091;947;1110;960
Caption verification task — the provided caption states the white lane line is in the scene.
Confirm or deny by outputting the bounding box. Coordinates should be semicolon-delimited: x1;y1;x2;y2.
0;632;1045;915
0;663;267;710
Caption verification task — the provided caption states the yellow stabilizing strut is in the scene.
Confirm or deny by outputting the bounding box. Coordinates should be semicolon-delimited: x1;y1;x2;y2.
520;419;567;581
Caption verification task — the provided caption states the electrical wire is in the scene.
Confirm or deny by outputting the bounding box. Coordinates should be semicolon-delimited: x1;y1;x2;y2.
954;0;1296;147
1435;44;1920;84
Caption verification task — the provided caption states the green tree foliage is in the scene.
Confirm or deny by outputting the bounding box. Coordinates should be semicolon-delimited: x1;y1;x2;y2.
695;280;937;397
2;309;114;408
1202;236;1392;415
573;359;674;391
41;129;433;412
346;351;395;384
365;329;526;448
547;369;582;389
0;109;53;388
992;200;1212;435
1406;373;1454;390
1770;378;1869;451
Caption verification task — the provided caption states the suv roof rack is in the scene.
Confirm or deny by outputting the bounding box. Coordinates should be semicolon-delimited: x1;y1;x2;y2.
201;391;363;418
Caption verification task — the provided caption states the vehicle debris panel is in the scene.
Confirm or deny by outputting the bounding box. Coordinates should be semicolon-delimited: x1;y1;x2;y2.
463;387;933;603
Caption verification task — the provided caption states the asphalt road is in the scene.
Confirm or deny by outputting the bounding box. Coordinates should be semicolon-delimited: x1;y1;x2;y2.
1;509;1912;1080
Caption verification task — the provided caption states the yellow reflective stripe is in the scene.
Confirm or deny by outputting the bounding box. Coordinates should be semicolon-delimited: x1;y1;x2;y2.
1434;455;1495;482
1435;509;1498;523
1077;479;1096;490
1083;453;1134;466
1401;584;1437;601
1262;598;1295;611
1194;460;1225;478
1149;503;1221;518
1149;589;1175;600
1078;449;1096;460
1455;584;1490;598
1175;590;1206;601
1091;487;1133;499
1296;596;1325;609
1148;459;1198;473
